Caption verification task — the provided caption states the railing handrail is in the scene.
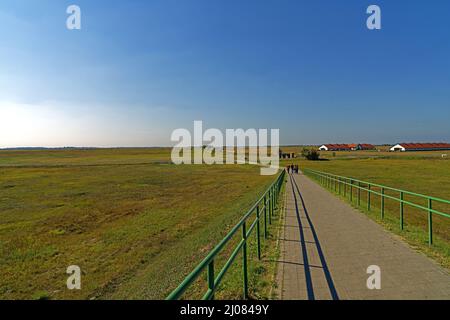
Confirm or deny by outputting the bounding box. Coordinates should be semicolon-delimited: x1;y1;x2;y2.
303;168;450;246
166;170;285;300
304;168;450;206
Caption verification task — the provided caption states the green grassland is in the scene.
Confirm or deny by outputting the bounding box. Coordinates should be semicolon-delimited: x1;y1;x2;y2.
0;148;278;299
2;146;449;299
281;148;450;269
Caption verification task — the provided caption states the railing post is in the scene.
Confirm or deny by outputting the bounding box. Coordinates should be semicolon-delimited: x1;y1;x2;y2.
242;221;248;299
275;185;278;206
272;186;275;206
207;260;215;300
273;185;277;205
338;177;341;195
358;182;361;206
350;179;353;202
274;186;277;211
256;206;261;259
275;185;278;205
272;186;274;215
278;178;281;200
367;184;371;211
343;178;346;197
264;195;267;239
400;191;404;230
428;199;433;246
275;184;278;206
269;190;272;225
381;187;385;219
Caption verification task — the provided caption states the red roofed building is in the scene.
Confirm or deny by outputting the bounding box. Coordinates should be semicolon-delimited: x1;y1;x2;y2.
319;144;352;151
358;144;376;150
390;143;450;152
319;143;376;151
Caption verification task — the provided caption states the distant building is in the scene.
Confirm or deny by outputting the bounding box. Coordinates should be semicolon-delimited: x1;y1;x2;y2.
358;144;376;150
319;144;376;151
319;144;351;151
389;143;450;152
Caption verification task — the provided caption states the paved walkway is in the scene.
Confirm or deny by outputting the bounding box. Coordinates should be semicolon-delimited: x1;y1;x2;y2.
277;172;450;300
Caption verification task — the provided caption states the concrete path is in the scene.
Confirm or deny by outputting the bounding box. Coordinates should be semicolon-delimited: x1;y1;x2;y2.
277;172;450;300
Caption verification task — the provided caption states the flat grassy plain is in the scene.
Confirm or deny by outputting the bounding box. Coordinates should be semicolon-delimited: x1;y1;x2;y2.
0;148;277;299
2;146;448;299
281;148;450;268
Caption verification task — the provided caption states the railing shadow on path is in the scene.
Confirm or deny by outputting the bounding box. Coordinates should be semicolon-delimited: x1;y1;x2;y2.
288;172;339;300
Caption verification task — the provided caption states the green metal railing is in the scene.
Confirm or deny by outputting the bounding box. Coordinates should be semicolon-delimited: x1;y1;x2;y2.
166;170;285;300
303;168;450;246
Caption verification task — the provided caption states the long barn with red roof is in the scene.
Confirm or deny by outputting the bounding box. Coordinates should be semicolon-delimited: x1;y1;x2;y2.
319;144;376;151
390;143;450;152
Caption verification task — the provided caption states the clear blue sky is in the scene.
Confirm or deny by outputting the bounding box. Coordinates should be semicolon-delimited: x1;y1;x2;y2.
1;0;450;147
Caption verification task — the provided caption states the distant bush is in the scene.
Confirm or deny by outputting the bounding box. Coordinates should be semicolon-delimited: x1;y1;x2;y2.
301;148;321;161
